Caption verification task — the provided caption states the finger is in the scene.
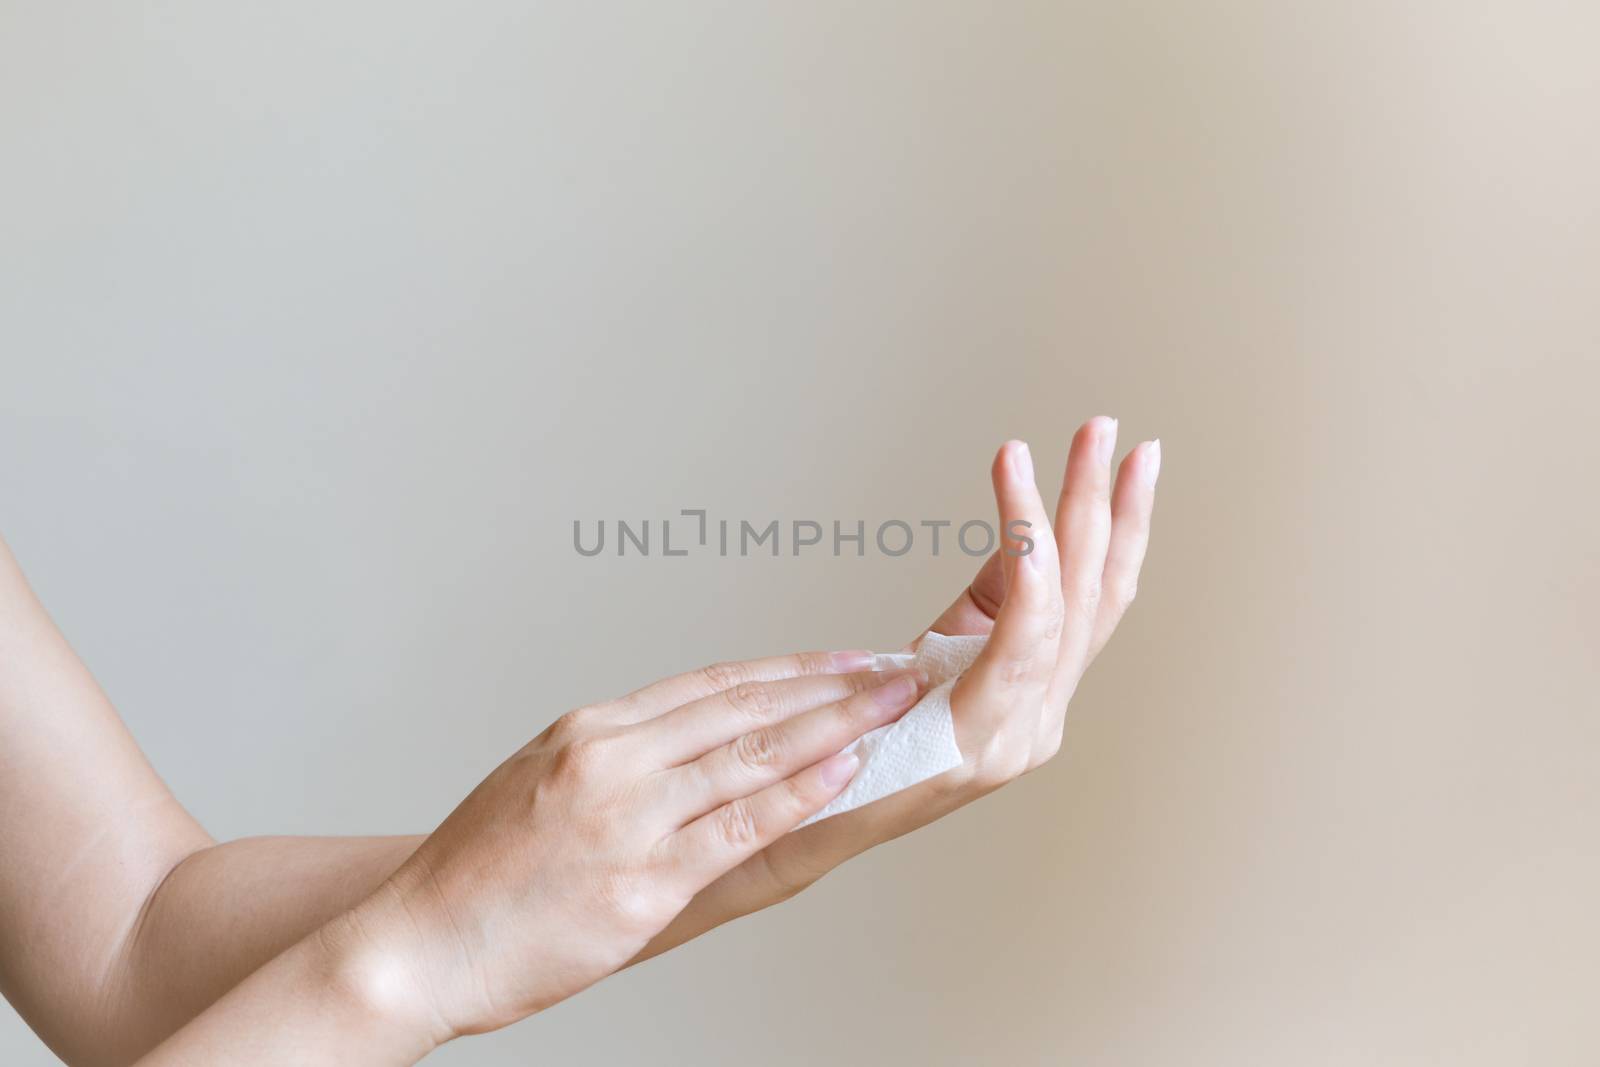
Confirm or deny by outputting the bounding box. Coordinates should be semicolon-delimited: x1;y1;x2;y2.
633;669;887;764
923;549;1005;637
1045;416;1118;713
657;670;924;821
608;649;876;726
1087;439;1160;663
956;441;1064;736
665;749;861;888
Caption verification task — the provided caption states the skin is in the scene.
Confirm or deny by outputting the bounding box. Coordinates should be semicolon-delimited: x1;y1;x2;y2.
0;418;1158;1064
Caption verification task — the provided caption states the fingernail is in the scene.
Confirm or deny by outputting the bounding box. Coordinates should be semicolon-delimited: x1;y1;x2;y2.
1145;439;1162;485
829;650;875;672
819;750;860;789
1096;417;1118;465
1011;441;1034;484
872;670;922;707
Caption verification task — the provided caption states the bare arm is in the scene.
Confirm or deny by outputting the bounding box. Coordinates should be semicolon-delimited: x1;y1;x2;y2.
0;536;428;1063
3;421;1158;1063
120;835;424;1055
0;537;212;1065
0;532;907;1063
129;909;441;1067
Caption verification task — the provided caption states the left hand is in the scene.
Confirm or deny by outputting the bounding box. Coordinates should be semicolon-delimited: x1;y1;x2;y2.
635;416;1160;961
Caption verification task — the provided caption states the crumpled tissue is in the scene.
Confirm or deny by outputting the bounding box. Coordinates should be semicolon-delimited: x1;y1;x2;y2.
796;631;987;828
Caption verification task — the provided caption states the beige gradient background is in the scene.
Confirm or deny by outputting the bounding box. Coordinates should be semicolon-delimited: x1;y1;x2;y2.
3;2;1598;1064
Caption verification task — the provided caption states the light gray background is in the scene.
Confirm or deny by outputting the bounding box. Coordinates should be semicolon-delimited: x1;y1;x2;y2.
3;2;1598;1064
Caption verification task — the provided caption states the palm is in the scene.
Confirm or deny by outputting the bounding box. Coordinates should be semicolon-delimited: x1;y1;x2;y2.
919;551;1006;641
637;425;1159;966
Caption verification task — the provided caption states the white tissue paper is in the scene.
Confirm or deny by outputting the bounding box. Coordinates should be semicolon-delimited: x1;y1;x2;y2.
796;631;988;828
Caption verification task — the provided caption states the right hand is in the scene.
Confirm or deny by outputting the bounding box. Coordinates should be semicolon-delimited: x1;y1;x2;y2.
636;419;1160;962
334;653;927;1044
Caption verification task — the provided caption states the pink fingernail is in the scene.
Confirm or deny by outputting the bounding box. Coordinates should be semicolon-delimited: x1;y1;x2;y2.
819;750;860;789
829;650;875;672
1010;440;1034;485
1145;439;1162;485
872;671;921;707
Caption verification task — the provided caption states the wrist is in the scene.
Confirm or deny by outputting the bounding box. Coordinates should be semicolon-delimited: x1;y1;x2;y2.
312;898;456;1059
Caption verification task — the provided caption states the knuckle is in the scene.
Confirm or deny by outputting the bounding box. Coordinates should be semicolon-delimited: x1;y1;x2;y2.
699;659;750;694
543;711;584;746
554;733;613;779
794;650;832;676
713;800;761;849
560;703;604;733
726;680;779;719
844;670;880;695
732;726;784;773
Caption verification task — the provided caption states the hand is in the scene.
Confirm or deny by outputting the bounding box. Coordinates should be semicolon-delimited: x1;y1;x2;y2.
332;654;929;1044
929;415;1159;782
637;417;1160;959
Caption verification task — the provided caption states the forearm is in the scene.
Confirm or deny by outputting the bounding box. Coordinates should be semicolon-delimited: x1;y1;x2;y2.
132;910;442;1066
114;835;425;1059
0;534;436;1064
140;814;891;1046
